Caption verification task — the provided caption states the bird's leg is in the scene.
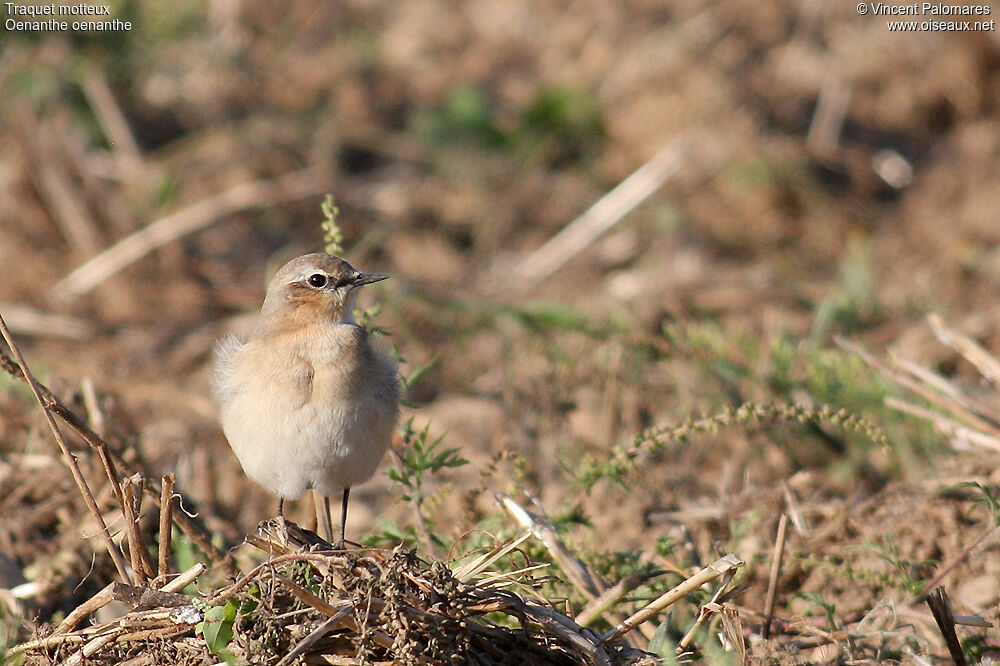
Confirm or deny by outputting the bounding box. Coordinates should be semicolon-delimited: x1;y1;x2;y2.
317;492;334;543
276;496;288;544
335;487;350;550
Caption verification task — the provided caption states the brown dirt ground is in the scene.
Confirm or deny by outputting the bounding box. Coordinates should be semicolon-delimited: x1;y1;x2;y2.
4;0;1000;663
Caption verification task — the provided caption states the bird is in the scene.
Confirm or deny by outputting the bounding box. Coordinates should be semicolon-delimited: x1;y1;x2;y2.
212;252;400;545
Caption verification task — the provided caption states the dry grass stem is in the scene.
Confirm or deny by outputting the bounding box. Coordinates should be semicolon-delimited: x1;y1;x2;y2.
761;512;789;639
80;377;105;436
889;352;1000;431
516;137;687;283
806;75;850;158
676;566;740;652
450;531;533;582
928;313;1000;385
121;474;156;583
0;303;93;340
837;336;1000;439
910;525;1000;605
81;70;146;185
575;566;660;628
159;561;206;593
600;553;743;644
781;481;809;532
275;574;350;617
57;166;328;296
925;587;968;666
52;583;116;636
157;474;175;580
0;313;132;582
61;630;129;666
17;108;107;257
499;493;602;600
0;347;237;573
885;397;1000;452
273;609;354;666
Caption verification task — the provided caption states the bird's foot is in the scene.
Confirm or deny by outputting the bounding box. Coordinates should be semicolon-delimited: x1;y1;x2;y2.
276;514;290;546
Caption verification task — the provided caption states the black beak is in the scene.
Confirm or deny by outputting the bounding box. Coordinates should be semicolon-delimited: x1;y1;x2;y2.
353;272;389;286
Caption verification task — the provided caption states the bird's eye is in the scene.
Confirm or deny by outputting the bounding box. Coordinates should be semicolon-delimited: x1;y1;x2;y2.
307;273;328;288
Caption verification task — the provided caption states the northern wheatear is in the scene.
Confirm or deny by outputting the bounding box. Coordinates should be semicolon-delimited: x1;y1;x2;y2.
212;253;400;544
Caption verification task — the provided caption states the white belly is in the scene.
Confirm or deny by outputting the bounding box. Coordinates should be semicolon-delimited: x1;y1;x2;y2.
214;332;398;499
221;395;392;499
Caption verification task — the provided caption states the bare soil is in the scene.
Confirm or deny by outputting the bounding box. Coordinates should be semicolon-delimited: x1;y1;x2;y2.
3;1;1000;663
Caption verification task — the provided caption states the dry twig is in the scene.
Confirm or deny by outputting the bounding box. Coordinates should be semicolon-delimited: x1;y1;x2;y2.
835;335;1000;439
121;474;156;583
762;512;789;639
81;70;146;185
910;525;1000;604
515;137;686;283
600;553;744;644
0;313;131;583
0;348;236;574
928;313;1000;385
499;493;603;600
57;166;328;296
0;303;93;340
885;397;1000;452
157;474;175;581
925;587;967;666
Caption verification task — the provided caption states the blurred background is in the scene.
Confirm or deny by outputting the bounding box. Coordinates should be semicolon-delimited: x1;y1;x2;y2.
4;0;1000;652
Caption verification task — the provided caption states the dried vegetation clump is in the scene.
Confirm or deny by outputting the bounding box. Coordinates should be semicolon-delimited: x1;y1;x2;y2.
6;0;1000;663
17;520;667;666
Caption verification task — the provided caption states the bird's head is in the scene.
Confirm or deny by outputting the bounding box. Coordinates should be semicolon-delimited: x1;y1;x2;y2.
257;253;388;334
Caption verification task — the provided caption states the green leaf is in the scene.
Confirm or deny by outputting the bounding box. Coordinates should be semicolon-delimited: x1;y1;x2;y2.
648;614;680;664
360;519;419;547
402;353;440;391
196;600;238;654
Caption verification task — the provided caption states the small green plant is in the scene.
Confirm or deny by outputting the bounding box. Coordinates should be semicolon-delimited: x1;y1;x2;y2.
962;631;1000;660
382;418;468;553
195;589;259;663
195;599;238;660
955;481;1000;527
315;196;394;339
415;84;605;167
171;527;208;595
417;86;508;149
399;352;439;396
362;519;421;548
320;194;344;256
727;510;762;548
794;590;840;630
647;616;682;665
495;302;597;336
354;302;389;338
519;86;605;167
574;400;890;491
850;536;936;597
810;233;880;345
